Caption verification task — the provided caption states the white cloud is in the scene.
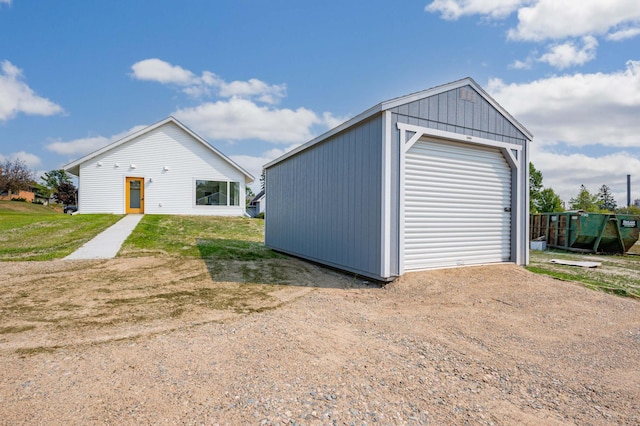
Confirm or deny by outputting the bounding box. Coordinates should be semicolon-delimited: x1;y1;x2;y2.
218;79;286;104
508;0;640;41
0;60;64;121
509;58;533;70
230;144;301;191
174;97;339;144
46;125;147;156
487;61;640;147
0;0;11;5
131;58;197;85
130;59;347;148
487;62;640;205
426;1;640;70
321;112;349;129
606;27;640;41
0;151;42;168
530;146;640;206
425;0;529;20
538;36;598;69
131;58;286;104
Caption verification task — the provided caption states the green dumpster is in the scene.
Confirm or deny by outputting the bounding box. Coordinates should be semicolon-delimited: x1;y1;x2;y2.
530;211;640;254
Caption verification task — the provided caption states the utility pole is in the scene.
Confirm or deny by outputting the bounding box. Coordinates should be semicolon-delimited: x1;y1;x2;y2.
627;174;631;208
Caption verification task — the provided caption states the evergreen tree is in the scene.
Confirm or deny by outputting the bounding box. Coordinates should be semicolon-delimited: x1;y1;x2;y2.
260;169;266;192
597;184;617;212
568;185;599;212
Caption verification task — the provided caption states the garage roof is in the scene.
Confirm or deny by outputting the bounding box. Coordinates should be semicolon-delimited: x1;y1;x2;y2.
265;77;532;168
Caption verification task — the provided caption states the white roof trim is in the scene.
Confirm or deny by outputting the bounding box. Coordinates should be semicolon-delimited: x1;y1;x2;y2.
63;116;254;182
265;77;532;169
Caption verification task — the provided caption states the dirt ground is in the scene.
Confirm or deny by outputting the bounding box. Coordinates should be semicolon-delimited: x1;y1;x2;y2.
1;258;639;425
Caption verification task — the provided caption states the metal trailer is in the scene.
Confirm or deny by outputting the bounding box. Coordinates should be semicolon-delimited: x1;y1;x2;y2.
530;211;640;254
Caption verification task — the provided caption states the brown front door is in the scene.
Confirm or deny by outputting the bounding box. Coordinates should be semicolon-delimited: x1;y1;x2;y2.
125;177;144;214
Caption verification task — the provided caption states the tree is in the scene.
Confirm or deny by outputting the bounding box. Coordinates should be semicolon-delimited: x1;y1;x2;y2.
529;163;543;213
537;187;564;212
597;184;617;212
568;185;599;212
245;185;255;206
56;182;77;205
259;169;266;192
617;205;640;215
0;158;34;199
40;169;73;200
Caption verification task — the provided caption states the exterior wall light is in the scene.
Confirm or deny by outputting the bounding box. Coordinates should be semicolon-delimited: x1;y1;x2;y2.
130;164;137;169
163;166;170;171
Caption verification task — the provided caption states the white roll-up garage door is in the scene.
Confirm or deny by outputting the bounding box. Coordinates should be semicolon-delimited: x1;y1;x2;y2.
404;138;512;270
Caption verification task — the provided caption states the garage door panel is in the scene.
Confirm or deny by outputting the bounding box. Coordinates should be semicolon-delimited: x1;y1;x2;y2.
404;138;512;271
405;230;511;239
406;161;508;177
405;251;508;269
406;194;509;205
406;174;511;190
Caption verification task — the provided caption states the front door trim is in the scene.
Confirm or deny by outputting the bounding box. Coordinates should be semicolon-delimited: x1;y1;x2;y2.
125;176;145;214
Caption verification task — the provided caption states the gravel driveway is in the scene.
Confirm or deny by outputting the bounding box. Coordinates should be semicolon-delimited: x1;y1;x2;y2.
1;259;639;425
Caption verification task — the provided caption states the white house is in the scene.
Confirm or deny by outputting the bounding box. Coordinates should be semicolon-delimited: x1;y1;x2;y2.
64;117;253;216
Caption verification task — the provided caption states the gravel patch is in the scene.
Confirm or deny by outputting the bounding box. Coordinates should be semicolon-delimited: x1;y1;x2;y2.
1;261;639;425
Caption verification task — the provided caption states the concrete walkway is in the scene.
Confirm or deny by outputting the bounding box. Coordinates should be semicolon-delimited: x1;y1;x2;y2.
65;214;144;260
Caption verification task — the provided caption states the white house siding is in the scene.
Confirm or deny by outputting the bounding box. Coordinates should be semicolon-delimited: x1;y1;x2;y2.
78;122;246;215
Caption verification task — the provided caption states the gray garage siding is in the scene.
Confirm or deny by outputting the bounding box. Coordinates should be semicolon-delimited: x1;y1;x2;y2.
388;85;528;146
265;116;384;278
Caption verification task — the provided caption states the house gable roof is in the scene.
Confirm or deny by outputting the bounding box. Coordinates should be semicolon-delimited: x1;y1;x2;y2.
63;116;254;182
265;77;532;168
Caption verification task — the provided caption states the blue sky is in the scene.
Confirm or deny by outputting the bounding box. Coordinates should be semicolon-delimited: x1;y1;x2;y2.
1;0;640;204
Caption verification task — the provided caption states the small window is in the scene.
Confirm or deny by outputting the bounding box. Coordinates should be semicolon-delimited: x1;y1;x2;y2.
195;180;240;206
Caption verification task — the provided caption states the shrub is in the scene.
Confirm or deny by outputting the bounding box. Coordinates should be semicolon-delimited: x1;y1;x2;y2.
11;197;27;202
256;212;265;219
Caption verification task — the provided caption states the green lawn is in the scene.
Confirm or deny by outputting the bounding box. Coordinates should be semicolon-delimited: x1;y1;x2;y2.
0;202;278;263
528;248;640;299
119;215;280;260
10;200;635;300
0;201;123;261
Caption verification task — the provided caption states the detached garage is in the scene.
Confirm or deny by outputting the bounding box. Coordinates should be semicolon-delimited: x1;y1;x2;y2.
264;78;532;281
